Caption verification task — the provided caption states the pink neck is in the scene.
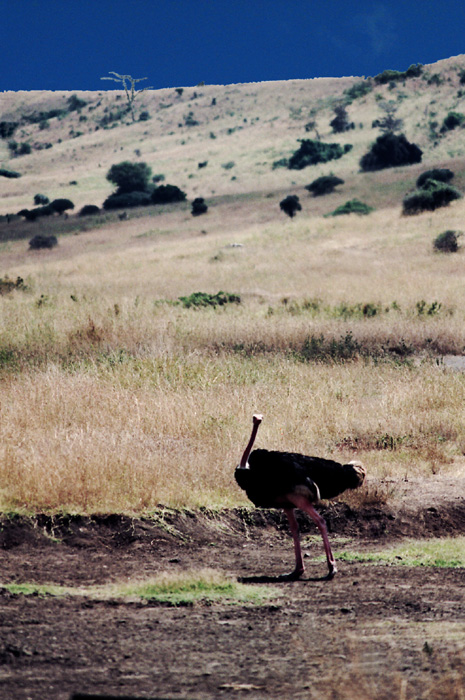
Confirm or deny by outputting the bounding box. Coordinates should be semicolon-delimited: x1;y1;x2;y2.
240;416;262;467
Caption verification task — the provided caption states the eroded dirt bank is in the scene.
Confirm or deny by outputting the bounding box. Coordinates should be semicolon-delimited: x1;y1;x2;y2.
1;478;465;700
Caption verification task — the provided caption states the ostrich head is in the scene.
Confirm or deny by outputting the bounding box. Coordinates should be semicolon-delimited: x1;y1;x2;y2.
343;460;366;489
239;413;263;468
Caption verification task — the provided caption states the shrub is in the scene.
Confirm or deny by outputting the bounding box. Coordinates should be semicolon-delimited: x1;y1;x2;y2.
416;168;454;188
29;235;58;250
106;161;152;194
0;168;21;178
191;197;208;216
272;158;289;169
0;121;19;138
10;142;31;156
374;64;422;84
288;139;351;169
329;199;374;216
0;276;26;295
178;291;240;308
34;194;50;205
344;81;372;101
67;94;87;111
305;175;344;196
441;111;465;132
280;195;302;218
403;181;462;215
330;105;354;133
50;198;74;215
139;111;150;121
151;184;186;204
79;204;100;216
360;133;422;171
433;230;460;253
18;205;54;221
152;174;165;183
103;191;152;210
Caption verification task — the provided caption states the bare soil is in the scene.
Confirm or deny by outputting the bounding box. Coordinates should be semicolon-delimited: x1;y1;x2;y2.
1;478;465;700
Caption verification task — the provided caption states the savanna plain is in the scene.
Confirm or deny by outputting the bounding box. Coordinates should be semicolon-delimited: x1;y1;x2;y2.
1;56;465;700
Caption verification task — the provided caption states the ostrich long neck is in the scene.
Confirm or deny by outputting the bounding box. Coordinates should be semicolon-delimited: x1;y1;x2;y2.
240;414;263;467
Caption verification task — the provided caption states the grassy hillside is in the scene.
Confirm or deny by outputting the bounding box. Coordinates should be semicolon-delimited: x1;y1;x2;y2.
1;56;465;513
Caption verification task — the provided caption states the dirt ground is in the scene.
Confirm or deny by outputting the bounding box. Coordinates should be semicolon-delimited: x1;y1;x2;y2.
1;478;465;700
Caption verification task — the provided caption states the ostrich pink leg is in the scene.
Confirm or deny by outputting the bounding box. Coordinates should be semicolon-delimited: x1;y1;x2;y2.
286;493;337;579
283;508;305;579
239;414;263;467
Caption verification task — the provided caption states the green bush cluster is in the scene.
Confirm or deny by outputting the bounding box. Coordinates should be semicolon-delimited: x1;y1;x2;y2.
288;139;352;170
329;199;374;216
279;195;301;218
360;133;422;171
0;168;21;178
344;81;373;102
441;111;465;132
416;168;454;188
374;64;423;84
305;175;344;196
403;179;462;215
433;230;460;253
178;291;241;309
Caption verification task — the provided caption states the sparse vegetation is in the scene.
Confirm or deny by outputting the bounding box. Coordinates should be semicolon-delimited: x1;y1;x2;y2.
178;291;241;308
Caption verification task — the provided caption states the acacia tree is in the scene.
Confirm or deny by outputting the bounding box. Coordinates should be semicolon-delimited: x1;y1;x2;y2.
101;72;153;122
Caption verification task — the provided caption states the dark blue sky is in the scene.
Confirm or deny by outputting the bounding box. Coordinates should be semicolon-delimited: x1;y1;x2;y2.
2;1;464;91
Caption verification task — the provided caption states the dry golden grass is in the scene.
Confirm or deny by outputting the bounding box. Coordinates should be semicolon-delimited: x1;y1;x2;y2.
2;58;465;513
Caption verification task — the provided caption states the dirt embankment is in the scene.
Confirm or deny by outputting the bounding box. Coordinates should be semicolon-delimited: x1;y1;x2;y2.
1;478;465;700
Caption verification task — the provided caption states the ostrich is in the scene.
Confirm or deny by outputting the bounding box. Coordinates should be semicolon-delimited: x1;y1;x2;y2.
235;414;366;580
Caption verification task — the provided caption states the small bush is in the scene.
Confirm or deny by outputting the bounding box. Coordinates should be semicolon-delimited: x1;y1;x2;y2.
151;184;186;205
288;139;351;169
403;181;462;215
0;276;26;295
29;235;58;250
0;121;19;138
50;198;74;214
103;191;152;210
344;81;372;101
441;111;465;132
0;168;21;178
305;175;344;196
152;174;165;183
272;158;289;169
34;194;50;205
178;291;241;308
138;111;150;121
79;204;100;217
433;230;460;253
106;161;152;195
374;64;422;84
416;168;454;188
191;197;208;216
67;94;87;111
329;199;374;216
280;195;302;218
360;133;422;171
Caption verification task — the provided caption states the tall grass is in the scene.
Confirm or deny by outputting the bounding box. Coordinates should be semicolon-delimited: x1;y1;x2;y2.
1;193;465;513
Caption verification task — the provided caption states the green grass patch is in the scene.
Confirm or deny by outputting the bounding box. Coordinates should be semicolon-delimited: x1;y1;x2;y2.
337;537;465;568
1;569;275;606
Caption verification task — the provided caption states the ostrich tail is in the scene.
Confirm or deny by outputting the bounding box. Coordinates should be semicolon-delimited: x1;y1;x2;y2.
343;460;366;490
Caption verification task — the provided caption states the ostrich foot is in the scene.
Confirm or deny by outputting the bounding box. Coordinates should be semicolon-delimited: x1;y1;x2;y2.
278;566;305;581
325;564;337;580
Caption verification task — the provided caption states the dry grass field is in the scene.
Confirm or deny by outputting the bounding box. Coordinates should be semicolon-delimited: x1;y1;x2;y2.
1;56;465;512
2;57;465;700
